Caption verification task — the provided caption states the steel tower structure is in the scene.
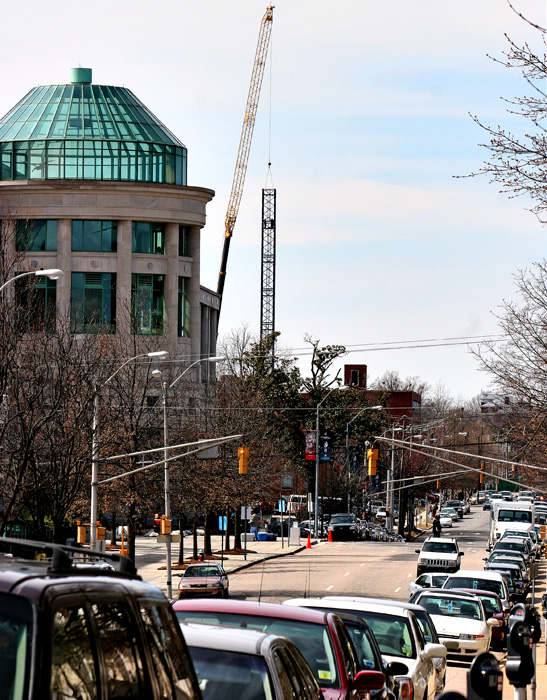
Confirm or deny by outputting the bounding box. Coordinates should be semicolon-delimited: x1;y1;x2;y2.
260;188;276;341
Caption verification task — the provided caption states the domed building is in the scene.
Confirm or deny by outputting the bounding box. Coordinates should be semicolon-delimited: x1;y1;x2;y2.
0;68;219;364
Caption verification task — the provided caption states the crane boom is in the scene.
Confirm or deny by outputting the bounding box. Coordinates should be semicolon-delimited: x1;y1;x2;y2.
217;5;274;308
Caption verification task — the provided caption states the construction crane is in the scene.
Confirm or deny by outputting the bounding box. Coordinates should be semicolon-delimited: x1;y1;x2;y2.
216;5;274;318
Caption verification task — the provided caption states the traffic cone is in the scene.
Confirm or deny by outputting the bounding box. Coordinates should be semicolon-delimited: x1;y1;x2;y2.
306;533;311;549
328;529;333;543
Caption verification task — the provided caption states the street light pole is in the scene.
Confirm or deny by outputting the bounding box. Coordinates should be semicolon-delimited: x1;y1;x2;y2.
153;355;224;599
90;350;169;551
345;406;382;511
314;386;347;538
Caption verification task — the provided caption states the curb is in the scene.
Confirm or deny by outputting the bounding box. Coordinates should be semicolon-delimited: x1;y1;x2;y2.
227;544;312;574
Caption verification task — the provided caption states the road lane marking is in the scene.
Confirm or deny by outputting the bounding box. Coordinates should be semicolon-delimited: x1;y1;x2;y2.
326;585;334;590
360;563;365;567
345;572;350;576
408;573;412;577
395;587;401;593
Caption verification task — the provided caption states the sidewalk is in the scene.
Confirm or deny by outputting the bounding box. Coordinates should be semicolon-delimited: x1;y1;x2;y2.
134;532;312;593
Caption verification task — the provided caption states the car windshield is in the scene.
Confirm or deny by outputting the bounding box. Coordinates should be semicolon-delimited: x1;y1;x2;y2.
330;516;354;524
494;542;526;554
0;594;33;700
173;611;338;688
184;567;220;578
422;542;457;553
419;595;482;620
348;611;415;660
498;510;532;523
444;577;505;599
189;647;273;700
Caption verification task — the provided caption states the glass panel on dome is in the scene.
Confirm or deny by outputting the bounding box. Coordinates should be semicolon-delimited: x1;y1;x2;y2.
29;142;46;179
46;142;63;178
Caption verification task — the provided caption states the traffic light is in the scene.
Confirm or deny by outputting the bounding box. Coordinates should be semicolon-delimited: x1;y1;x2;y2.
239;445;249;474
480;462;484;485
467;652;503;700
77;521;86;544
436;480;441;489
367;448;378;476
511;464;519;478
506;604;535;687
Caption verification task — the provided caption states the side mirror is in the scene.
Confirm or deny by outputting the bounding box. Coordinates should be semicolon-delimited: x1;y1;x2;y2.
385;661;409;676
487;618;502;627
415;549;420;554
460;552;465;555
422;642;447;660
351;670;385;692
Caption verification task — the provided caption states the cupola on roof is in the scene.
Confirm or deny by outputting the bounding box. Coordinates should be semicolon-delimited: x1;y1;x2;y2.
0;68;187;185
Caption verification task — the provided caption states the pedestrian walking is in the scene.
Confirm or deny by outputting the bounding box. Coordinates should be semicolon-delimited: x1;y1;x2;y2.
432;513;442;537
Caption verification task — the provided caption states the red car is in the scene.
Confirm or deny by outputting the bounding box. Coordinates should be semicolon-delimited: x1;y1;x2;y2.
172;598;385;700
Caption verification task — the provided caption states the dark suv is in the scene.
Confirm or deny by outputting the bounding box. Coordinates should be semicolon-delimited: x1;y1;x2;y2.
0;538;201;700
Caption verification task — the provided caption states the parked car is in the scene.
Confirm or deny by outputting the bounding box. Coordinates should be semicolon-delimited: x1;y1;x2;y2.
320;596;448;697
283;597;447;700
172;598;383;700
300;519;327;538
181;622;324;700
484;562;528;602
0;537;202;700
408;572;450;598
327;513;362;541
447;588;507;650
409;589;499;660
483;498;492;510
415;537;464;576
442;570;511;609
178;562;229;599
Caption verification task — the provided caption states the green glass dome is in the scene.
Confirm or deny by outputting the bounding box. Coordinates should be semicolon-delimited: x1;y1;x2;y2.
0;69;187;185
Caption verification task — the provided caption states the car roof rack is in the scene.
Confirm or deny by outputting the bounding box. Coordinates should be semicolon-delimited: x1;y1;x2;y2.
0;537;139;578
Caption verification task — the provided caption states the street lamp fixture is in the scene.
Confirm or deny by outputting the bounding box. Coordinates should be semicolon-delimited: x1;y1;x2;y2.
90;350;169;551
153;355;224;599
0;268;64;293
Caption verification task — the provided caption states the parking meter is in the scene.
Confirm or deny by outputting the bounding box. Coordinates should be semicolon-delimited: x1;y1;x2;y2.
541;593;547;619
506;604;535;687
467;652;503;700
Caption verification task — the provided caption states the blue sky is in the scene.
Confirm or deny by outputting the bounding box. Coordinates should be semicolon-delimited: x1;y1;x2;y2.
1;0;545;401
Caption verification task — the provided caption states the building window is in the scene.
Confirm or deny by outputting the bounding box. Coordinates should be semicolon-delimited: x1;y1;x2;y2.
15;275;57;331
132;222;165;255
16;220;57;252
179;226;190;257
132;274;164;335
178;277;190;337
72;220;117;252
71;272;116;333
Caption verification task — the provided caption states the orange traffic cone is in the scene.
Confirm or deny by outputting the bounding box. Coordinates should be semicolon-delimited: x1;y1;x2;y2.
306;533;312;549
328;529;333;543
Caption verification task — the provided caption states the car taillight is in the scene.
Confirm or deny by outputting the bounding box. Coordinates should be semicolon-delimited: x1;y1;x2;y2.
398;677;413;700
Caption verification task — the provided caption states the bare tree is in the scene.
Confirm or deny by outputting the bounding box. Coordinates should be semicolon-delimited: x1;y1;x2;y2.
469;13;547;222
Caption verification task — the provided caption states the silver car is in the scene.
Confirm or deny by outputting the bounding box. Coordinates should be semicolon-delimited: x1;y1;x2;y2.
408;573;450;598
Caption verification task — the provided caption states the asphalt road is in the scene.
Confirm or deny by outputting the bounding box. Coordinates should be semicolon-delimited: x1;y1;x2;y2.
228;506;500;696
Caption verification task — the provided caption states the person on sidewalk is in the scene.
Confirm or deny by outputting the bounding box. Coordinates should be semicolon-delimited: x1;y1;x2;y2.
432;514;442;537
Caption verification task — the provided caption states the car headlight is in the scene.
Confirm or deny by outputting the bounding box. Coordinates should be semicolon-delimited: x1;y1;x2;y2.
206;583;219;588
459;634;484;640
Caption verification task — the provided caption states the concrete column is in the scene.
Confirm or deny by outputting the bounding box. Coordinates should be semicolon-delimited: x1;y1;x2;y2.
116;220;132;337
56;219;72;324
188;226;201;361
164;222;179;345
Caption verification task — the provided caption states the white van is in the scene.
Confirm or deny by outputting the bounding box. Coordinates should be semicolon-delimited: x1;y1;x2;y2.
490;501;534;544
